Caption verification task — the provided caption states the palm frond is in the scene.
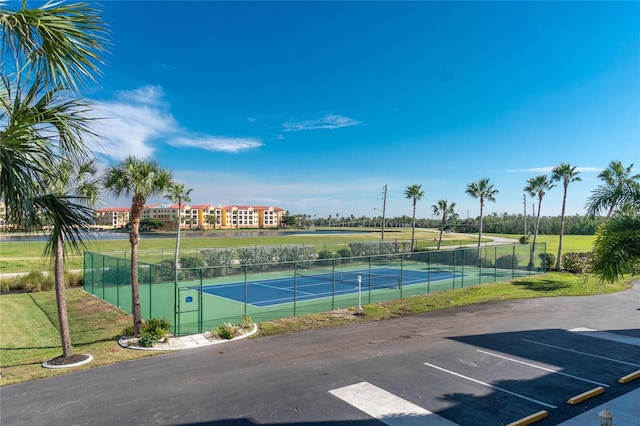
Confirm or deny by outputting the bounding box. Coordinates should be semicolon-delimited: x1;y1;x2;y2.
38;193;96;259
1;0;108;91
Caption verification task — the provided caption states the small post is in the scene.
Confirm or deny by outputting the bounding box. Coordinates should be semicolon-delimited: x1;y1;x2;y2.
357;275;363;315
599;407;613;426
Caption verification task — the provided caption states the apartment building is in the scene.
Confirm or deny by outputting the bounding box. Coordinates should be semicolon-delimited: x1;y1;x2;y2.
93;204;286;230
94;207;130;228
219;205;285;229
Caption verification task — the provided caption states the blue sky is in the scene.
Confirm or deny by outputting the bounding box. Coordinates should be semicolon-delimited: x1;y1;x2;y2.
85;1;639;220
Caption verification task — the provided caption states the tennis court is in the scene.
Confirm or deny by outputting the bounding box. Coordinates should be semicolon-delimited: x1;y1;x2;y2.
200;267;463;307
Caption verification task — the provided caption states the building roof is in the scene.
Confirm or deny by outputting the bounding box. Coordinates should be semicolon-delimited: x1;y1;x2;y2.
96;207;130;212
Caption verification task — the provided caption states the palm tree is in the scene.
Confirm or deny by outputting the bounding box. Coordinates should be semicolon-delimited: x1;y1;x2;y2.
551;163;581;270
465;178;498;252
1;1;106;230
104;157;173;336
431;199;456;250
585;161;640;220
1;1;106;362
524;175;555;269
591;213;640;283
165;183;193;283
404;184;424;251
42;159;101;357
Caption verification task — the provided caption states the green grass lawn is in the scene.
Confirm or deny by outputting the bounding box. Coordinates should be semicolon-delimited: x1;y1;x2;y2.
1;271;633;386
0;228;479;273
0;229;594;274
485;233;594;257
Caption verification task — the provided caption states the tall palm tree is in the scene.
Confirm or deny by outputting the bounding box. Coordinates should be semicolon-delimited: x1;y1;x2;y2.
104;157;173;336
524;174;555;269
551;163;581;270
404;184;424;251
165;183;193;283
585;160;640;220
42;159;101;357
431;199;456;250
1;1;106;362
465;178;498;252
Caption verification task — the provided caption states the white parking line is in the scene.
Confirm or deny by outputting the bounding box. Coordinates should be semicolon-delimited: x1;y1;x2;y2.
477;350;609;387
329;381;459;426
424;362;557;409
522;339;640;367
569;327;640;347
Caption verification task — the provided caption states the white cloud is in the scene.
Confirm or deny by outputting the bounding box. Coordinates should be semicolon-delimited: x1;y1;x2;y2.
88;86;263;161
169;136;263;153
115;85;166;106
283;113;362;132
89;100;179;161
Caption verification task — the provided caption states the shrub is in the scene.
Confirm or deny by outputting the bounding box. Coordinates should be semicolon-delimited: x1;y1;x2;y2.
496;254;519;269
137;332;156;348
214;323;237;340
538;253;555;271
65;271;84;287
336;247;353;264
21;271;54;292
241;315;253;329
562;252;592;273
142;318;171;340
317;250;336;266
519;235;531;244
121;325;135;337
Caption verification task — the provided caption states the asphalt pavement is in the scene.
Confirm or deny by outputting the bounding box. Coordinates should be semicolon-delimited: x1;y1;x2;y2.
1;281;639;426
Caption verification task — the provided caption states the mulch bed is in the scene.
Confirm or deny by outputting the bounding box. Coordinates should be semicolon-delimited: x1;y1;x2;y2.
45;353;91;366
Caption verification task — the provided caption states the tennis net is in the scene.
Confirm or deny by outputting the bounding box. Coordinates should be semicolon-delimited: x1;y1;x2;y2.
295;265;401;290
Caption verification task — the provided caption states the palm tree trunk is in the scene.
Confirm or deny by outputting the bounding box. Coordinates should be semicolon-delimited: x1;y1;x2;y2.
477;199;484;255
174;200;182;284
129;196;144;336
54;233;73;357
410;201;417;251
438;214;445;250
529;196;543;269
555;185;568;270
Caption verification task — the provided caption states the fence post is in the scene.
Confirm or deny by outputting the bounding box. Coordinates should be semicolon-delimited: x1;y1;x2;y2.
461;250;465;288
452;250;457;290
199;268;203;333
427;251;431;294
512;244;516;279
293;262;297;317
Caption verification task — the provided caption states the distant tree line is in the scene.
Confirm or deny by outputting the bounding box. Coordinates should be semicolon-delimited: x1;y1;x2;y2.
285;213;605;236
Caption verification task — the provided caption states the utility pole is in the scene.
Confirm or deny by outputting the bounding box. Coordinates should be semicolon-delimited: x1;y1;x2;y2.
381;184;387;241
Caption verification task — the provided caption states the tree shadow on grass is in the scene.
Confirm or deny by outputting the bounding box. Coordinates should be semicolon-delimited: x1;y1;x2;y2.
512;278;571;292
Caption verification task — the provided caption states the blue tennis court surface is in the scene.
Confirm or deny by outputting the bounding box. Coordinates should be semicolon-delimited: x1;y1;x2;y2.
199;268;463;307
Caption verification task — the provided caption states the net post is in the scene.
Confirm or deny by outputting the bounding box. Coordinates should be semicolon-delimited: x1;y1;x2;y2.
357;275;363;315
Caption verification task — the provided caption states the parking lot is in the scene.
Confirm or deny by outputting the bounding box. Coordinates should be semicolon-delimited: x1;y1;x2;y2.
2;284;639;426
327;325;639;425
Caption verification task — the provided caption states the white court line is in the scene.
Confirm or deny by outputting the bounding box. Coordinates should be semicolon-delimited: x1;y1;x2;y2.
424;362;557;409
477;350;609;387
329;382;459;426
569;327;640;347
522;339;640;367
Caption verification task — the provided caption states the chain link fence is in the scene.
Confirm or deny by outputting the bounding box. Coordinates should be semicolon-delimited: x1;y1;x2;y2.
84;242;546;336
